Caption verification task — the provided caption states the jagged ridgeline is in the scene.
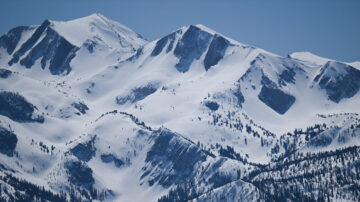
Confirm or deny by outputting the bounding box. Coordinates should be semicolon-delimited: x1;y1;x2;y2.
0;14;359;202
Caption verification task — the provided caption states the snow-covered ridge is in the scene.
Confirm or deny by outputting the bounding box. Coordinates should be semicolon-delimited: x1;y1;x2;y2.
0;13;360;202
1;13;147;77
50;13;146;49
289;51;330;66
289;51;360;70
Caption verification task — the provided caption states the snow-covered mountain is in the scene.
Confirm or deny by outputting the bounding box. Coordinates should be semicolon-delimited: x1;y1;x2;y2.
0;14;359;201
0;13;146;79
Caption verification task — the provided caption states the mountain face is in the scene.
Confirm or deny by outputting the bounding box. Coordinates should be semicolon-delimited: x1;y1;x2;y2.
0;13;146;78
0;14;359;202
313;61;360;103
150;25;231;73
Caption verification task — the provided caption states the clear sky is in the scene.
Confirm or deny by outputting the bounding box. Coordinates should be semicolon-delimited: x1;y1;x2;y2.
1;0;359;62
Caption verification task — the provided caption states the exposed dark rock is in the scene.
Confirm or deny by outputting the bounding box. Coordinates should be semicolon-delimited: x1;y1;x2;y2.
232;85;245;107
100;154;124;168
258;86;295;115
204;35;229;71
5;19;78;75
8;20;51;66
307;133;333;148
261;74;277;88
0;91;44;123
0;126;17;157
151;31;178;57
142;129;207;187
205;101;219;111
83;39;97;53
19;28;78;75
126;47;143;62
71;102;89;115
116;83;158;105
314;61;360;103
70;136;96;162
279;68;296;86
65;160;94;189
246;53;298;88
0;68;12;78
86;82;95;94
208;171;233;188
0;26;31;55
173;25;212;72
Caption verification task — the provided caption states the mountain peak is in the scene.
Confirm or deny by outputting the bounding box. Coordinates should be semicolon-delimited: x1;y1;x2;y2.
150;24;245;73
187;24;240;46
2;13;146;75
48;14;146;48
289;51;330;66
55;13;108;24
81;12;106;20
193;24;217;35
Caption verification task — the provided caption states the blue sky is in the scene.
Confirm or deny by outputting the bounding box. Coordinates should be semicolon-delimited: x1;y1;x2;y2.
1;0;359;62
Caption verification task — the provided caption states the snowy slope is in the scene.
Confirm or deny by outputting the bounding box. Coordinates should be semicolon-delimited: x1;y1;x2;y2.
288;51;330;66
51;13;145;49
289;51;360;69
0;14;360;201
0;13;146;81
